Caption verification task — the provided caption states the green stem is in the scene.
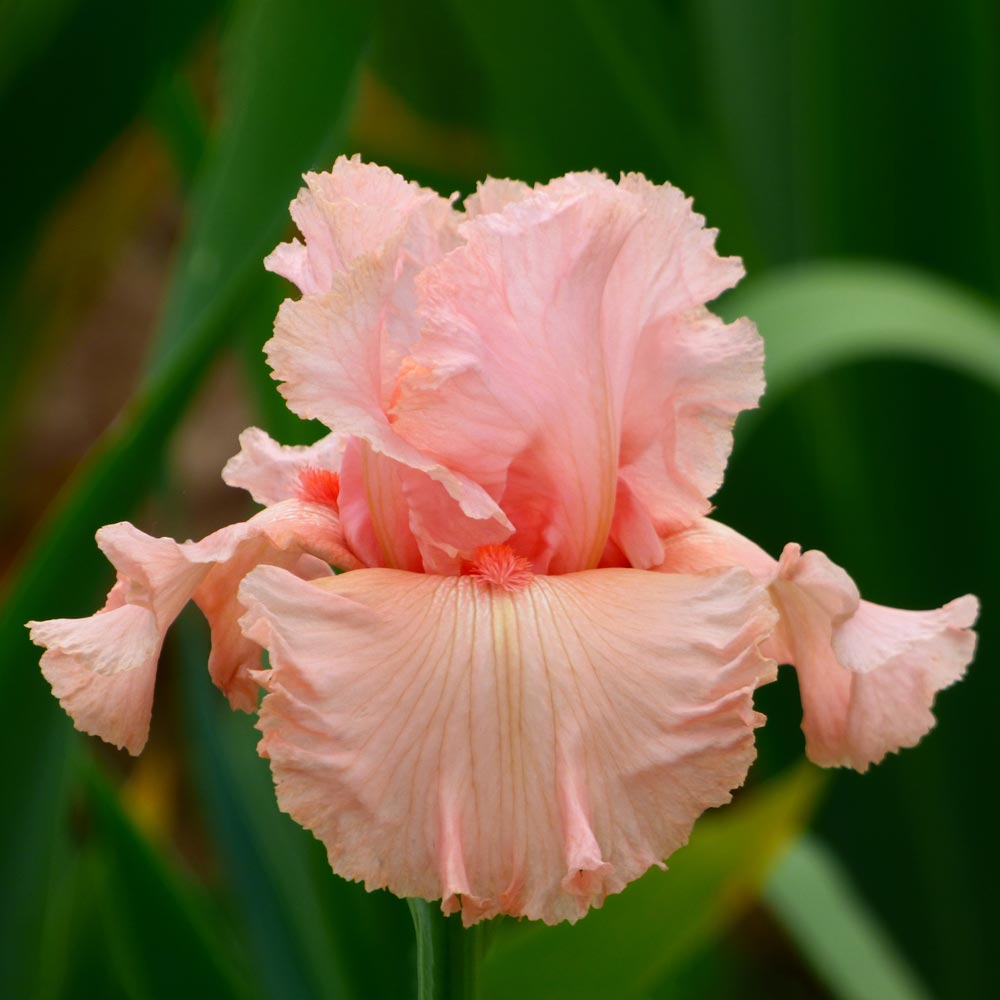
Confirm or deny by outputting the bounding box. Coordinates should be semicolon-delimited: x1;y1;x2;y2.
408;899;487;1000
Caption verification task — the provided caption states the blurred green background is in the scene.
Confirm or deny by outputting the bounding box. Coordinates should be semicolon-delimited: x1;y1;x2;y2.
1;1;997;997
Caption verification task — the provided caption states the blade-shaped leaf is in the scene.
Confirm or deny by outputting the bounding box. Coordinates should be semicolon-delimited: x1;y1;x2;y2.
0;0;222;284
177;611;412;1000
80;756;261;1000
721;260;1000;404
765;835;933;1000
0;2;370;994
482;764;822;1000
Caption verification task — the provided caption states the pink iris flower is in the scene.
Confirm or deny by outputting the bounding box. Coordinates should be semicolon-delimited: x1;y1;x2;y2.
28;158;978;925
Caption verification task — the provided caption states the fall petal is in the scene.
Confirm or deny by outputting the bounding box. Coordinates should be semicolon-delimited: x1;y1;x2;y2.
657;517;777;580
767;545;978;770
222;426;344;507
828;594;978;770
238;563;776;925
28;585;159;754
28;501;355;751
657;520;978;771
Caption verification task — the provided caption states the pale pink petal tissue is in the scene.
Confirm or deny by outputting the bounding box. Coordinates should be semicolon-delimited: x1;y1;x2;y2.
29;156;977;924
29;499;358;752
238;562;776;924
659;519;978;771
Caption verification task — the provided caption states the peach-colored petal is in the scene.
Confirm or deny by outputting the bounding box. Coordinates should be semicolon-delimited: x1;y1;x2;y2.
658;517;780;580
392;173;761;573
222;427;344;507
606;176;760;560
395;175;642;574
655;519;979;771
238;562;776;925
264;155;458;296
28;500;357;752
267;259;512;563
28;584;159;754
189;502;359;708
772;545;978;771
463;177;533;217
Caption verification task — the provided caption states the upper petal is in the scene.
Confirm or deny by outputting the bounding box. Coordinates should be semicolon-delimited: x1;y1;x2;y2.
395;174;643;573
395;173;760;573
264;155;459;296
462;177;533;218
267;258;512;564
238;563;776;925
606;176;760;562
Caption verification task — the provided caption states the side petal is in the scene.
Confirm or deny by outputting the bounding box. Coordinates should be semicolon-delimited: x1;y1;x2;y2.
28;586;160;754
656;519;980;771
771;545;979;771
238;563;776;925
830;595;978;770
28;500;356;754
189;501;359;708
222;426;344;507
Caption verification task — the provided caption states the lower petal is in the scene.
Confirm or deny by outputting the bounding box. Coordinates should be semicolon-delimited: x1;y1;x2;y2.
656;520;979;771
27;500;354;753
238;563;776;924
28;586;160;755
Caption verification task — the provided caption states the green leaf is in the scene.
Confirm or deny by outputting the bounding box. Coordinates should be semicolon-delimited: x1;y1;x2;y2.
148;0;370;374
0;2;370;994
482;764;823;1000
765;835;933;1000
721;260;1000;404
177;611;412;1000
0;0;222;282
78;756;260;1000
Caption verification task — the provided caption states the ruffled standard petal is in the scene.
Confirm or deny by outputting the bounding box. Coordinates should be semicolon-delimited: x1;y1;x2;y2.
268;259;512;566
656;519;979;771
28;500;356;753
607;176;762;563
394;174;644;574
238;562;776;925
264;155;459;296
222;427;345;507
393;173;762;573
462;177;533;217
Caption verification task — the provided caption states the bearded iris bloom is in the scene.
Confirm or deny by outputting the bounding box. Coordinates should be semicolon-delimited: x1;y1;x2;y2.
28;158;978;925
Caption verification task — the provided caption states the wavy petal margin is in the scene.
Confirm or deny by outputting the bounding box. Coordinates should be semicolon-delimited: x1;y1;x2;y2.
28;500;354;753
239;563;776;924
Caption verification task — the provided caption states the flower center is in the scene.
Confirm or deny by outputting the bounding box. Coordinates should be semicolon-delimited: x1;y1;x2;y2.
465;544;534;592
